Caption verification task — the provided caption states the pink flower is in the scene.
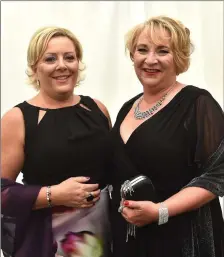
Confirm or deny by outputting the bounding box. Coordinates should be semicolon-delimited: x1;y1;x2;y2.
61;232;84;254
60;231;103;257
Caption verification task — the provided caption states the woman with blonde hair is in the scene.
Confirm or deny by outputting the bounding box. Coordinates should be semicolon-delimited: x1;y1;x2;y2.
1;26;112;257
110;16;224;257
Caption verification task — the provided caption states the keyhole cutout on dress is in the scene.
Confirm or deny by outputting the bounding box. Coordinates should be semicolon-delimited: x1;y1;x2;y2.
37;103;92;125
80;103;91;112
38;110;47;124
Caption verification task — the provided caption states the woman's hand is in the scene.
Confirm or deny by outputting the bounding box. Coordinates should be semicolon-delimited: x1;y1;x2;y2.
51;177;100;208
121;200;159;227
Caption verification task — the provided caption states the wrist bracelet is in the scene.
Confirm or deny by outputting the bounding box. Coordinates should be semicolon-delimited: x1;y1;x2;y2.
158;202;169;225
46;186;52;208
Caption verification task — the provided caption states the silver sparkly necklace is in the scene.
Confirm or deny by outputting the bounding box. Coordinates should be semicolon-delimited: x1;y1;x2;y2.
134;84;175;120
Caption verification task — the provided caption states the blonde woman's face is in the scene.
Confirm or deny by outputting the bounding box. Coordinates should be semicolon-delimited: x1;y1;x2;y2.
132;28;176;89
35;36;79;96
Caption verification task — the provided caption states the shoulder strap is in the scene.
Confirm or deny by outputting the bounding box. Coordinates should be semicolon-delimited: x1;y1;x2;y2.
79;95;110;123
14;102;39;153
79;95;100;112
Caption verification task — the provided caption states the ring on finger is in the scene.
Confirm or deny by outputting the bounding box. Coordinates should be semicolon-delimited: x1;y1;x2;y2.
86;192;94;202
118;205;125;213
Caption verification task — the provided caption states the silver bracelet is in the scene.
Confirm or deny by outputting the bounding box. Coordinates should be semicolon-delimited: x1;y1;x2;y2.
158;202;169;225
46;186;52;208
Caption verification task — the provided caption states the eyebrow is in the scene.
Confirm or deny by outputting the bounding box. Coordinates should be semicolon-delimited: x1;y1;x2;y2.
136;44;147;48
136;44;170;49
44;52;75;55
157;45;170;49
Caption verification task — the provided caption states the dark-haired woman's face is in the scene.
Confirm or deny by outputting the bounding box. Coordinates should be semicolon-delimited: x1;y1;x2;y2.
35;36;79;96
132;28;176;90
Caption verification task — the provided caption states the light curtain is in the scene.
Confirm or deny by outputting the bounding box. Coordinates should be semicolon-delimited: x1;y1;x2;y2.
1;1;223;214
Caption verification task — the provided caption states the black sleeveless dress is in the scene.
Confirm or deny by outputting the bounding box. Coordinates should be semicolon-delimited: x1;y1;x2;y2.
16;95;111;188
15;95;112;256
110;86;224;257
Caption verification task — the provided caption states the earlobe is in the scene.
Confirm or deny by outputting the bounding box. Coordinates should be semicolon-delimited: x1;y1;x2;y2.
32;65;39;82
130;53;134;61
34;72;40;87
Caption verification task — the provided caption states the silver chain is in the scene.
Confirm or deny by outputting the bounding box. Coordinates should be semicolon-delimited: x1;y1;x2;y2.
119;180;136;242
134;84;176;120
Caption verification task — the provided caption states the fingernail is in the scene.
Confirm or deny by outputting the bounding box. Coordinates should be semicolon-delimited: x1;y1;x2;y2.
85;177;90;179
124;201;129;206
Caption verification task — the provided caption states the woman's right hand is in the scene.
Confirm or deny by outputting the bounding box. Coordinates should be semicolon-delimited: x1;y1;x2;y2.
51;177;100;208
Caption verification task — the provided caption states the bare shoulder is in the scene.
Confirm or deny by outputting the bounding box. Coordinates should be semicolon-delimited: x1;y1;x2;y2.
93;99;109;116
1;107;24;127
1;107;25;180
1;107;25;140
93;99;112;128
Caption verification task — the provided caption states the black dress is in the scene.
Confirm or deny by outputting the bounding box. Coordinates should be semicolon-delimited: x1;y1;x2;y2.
12;95;113;256
110;86;224;257
16;95;110;188
15;95;112;256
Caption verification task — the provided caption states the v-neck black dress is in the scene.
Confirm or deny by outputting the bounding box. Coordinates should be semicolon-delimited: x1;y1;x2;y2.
109;86;224;257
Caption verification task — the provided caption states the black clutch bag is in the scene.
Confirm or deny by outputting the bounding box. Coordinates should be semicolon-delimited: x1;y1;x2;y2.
118;175;157;242
120;175;156;202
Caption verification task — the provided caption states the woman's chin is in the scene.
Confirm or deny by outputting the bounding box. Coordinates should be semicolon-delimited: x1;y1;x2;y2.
140;76;162;88
142;81;161;89
54;84;75;94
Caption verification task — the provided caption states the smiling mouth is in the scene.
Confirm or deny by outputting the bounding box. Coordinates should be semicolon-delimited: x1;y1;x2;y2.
53;75;70;80
143;68;161;73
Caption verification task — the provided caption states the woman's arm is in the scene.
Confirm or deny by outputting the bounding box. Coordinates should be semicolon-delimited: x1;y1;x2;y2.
163;93;224;216
1;108;53;209
156;186;216;217
122;93;224;226
1;108;25;180
122;186;216;226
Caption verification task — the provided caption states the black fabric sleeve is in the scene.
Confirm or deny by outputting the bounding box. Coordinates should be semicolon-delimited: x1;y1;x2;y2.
194;94;224;164
184;93;224;197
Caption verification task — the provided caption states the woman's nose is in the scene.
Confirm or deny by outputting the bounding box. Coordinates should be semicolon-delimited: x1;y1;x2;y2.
56;58;67;70
144;52;158;65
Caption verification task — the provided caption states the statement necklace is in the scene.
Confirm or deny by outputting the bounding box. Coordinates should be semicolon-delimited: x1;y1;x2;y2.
134;85;175;120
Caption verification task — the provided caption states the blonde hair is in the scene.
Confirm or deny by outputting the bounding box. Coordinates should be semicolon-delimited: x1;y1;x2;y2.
26;26;85;90
125;16;194;75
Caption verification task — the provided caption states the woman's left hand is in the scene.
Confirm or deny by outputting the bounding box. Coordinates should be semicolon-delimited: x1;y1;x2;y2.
121;200;159;227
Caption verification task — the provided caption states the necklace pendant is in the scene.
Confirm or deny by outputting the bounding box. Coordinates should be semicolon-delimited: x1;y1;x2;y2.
133;92;169;120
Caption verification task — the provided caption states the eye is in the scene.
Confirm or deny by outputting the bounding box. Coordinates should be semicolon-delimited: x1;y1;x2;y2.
45;56;56;63
65;55;75;61
158;49;169;55
137;48;148;54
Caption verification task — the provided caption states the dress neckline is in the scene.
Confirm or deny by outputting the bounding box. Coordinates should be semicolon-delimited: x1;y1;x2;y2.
119;85;193;145
24;95;82;111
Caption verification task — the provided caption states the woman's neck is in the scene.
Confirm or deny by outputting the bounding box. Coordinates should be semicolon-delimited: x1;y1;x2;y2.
142;81;178;104
31;91;79;109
